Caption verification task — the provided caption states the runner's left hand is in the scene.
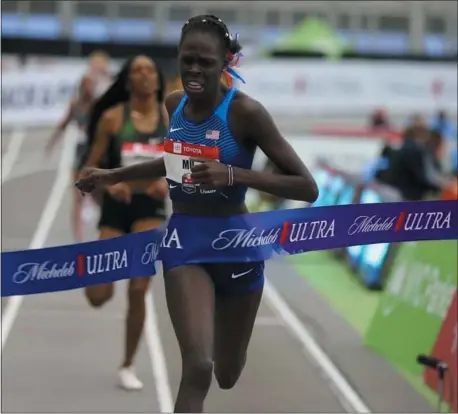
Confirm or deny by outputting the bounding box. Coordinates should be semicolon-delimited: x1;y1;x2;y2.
190;158;231;189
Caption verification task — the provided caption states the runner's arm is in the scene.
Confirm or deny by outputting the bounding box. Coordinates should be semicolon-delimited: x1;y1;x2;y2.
84;110;115;168
231;97;319;202
46;100;75;150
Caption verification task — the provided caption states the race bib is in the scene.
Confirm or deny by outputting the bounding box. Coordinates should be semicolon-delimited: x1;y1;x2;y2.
121;142;164;167
163;138;220;185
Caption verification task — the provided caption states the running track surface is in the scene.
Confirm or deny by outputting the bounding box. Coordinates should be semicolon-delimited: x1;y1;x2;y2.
1;126;433;413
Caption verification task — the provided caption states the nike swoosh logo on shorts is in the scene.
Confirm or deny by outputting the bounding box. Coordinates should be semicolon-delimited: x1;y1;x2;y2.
231;269;253;279
170;127;183;133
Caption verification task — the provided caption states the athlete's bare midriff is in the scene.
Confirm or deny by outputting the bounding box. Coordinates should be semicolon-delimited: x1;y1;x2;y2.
172;201;248;216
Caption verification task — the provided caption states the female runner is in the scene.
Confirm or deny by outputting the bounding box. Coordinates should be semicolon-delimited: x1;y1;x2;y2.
77;15;318;412
82;55;168;390
46;75;96;241
79;51;113;206
87;50;113;98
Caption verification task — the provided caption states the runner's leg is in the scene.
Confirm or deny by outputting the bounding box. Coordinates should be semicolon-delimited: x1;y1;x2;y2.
122;218;162;368
84;226;121;307
213;287;263;389
84;192;126;306
118;193;165;391
164;265;215;413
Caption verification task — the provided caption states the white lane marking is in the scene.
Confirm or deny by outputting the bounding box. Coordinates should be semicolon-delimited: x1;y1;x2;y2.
263;280;371;413
17;308;126;320
255;316;284;326
144;190;174;412
1;128;77;351
145;288;174;412
1;129;25;183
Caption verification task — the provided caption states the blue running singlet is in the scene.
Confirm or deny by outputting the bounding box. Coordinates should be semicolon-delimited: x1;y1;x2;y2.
161;89;265;295
163;88;255;205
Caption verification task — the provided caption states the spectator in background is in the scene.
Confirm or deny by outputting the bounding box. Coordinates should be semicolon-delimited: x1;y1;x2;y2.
453;147;458;176
423;129;449;191
387;118;451;200
405;113;430;139
370;108;390;130
361;109;397;184
430;110;456;142
430;130;458;200
426;130;445;172
430;109;457;173
367;144;397;184
441;145;458;199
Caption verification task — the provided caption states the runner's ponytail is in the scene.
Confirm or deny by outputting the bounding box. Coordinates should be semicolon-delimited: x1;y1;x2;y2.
86;56;165;143
86;58;132;147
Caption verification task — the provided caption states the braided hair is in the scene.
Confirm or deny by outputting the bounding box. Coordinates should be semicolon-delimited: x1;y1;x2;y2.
180;15;243;87
84;56;165;168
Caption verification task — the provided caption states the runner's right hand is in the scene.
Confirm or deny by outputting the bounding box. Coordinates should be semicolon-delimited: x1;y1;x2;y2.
107;183;132;204
75;168;118;193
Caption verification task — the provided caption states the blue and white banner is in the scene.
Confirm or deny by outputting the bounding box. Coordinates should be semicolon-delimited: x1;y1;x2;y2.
2;200;457;297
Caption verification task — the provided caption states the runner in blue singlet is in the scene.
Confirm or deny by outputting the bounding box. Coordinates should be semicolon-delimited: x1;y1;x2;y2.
77;15;318;413
46;75;95;242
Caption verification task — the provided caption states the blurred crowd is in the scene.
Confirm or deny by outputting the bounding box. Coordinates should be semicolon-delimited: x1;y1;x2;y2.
11;47;455;207
366;109;457;201
253;108;457;211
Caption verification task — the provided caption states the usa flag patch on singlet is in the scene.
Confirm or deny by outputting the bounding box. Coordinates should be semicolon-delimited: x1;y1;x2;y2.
205;130;220;140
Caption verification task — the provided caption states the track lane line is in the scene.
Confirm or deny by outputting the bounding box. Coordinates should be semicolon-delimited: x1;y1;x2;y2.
1;129;25;184
264;279;371;413
1;128;77;350
145;288;174;412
